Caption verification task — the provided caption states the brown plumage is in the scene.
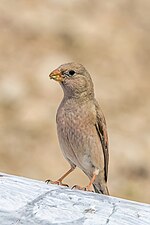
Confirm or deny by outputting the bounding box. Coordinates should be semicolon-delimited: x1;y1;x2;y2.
48;62;109;195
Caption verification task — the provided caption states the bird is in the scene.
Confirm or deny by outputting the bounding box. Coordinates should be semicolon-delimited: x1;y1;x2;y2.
47;62;109;195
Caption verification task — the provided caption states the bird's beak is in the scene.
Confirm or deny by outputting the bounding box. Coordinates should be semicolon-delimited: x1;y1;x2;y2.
49;69;64;82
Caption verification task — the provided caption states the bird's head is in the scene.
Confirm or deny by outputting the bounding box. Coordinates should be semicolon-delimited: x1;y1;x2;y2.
49;62;94;99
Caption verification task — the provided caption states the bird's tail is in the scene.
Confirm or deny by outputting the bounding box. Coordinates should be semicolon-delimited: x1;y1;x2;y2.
93;184;109;195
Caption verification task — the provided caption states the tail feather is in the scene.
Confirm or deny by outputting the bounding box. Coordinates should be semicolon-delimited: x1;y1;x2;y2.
93;184;109;195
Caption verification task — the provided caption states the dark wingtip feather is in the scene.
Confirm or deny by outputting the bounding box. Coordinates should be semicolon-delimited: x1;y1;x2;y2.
93;184;109;195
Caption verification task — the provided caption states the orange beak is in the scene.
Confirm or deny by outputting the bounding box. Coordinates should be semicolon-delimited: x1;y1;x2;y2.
49;69;64;82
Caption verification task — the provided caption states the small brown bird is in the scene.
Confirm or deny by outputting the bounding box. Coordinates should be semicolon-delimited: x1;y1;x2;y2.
47;62;109;195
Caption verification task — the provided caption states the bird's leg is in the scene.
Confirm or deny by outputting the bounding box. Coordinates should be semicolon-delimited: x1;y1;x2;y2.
85;173;96;191
72;169;99;192
45;167;75;187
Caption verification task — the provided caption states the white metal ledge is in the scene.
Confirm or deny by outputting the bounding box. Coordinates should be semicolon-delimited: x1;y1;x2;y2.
0;173;149;225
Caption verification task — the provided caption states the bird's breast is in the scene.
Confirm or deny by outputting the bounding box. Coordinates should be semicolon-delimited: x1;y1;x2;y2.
56;104;93;133
56;102;97;154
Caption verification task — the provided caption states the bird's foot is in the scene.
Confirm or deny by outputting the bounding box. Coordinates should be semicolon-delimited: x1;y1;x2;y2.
45;179;69;187
72;185;94;192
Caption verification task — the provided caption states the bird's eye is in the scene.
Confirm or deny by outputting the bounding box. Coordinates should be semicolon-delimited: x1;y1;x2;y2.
68;70;75;76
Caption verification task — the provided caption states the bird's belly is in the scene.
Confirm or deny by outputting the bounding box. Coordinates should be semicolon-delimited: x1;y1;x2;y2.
57;120;101;176
57;124;82;168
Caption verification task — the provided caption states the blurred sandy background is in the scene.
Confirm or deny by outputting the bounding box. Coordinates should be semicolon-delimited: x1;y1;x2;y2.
0;0;150;203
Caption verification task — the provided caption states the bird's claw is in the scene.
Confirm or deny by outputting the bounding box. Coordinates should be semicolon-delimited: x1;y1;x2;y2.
45;179;52;184
72;185;86;191
45;179;69;187
72;185;94;192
